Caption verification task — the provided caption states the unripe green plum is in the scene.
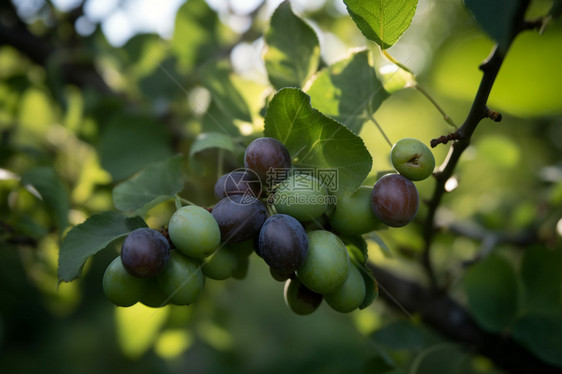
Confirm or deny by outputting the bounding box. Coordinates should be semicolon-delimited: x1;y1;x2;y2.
140;279;169;308
328;186;383;235
324;264;366;313
273;174;331;222
168;205;221;258
284;277;323;315
156;251;205;305
202;246;239;280
103;257;149;307
391;138;435;181
297;230;350;294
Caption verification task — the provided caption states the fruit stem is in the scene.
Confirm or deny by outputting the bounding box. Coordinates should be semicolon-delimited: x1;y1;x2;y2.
368;114;393;149
176;195;197;207
381;49;414;75
413;84;458;130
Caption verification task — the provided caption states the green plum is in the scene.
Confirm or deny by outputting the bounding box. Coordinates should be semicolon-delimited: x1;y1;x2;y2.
140;279;169;308
273;174;331;222
324;264;366;313
202;246;239;280
156;251;205;305
390;138;435;181
328;186;383;235
168;205;221;258
284;277;323;315
297;230;350;294
103;257;149;307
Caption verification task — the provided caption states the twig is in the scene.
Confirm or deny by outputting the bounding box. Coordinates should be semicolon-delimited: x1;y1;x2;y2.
413;84;458;129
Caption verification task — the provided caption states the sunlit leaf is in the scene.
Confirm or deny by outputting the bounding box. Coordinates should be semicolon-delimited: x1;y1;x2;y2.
343;0;418;49
464;0;528;52
188;132;241;173
431;32;562;117
22;167;69;231
306;49;389;134
264;1;320;89
99;115;173;181
202;61;252;123
463;255;519;333
58;211;147;282
116;303;170;359
113;155;184;215
366;232;392;258
264;88;372;196
172;0;221;72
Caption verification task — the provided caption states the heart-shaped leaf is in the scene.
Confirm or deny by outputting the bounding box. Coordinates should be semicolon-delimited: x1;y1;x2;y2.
58;211;147;282
264;88;372;196
344;0;418;49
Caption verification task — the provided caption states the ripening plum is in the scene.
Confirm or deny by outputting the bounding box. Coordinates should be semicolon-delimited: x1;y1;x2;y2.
258;214;308;274
244;137;291;188
211;195;267;243
214;169;262;199
120;228;171;278
371;174;419;227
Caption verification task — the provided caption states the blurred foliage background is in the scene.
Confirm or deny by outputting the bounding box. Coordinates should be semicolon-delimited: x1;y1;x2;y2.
1;0;561;373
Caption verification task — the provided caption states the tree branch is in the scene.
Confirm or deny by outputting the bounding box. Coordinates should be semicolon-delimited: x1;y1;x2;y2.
370;264;561;374
422;33;523;288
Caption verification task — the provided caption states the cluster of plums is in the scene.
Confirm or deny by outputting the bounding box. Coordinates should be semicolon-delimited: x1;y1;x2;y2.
103;136;435;315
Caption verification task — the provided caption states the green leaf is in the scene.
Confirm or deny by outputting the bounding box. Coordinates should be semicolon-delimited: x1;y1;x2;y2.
430;32;562;117
463;255;520;333
201;61;252;123
366;232;392;258
99;115;173;182
512;312;562;368
172;0;221;71
188;132;241;173
464;0;528;52
372;320;435;351
343;0;418;49
521;246;562;313
58;211;147;282
410;344;472;374
263;88;372;196
264;1;320;89
306;49;388;135
113;155;184;215
21;167;69;231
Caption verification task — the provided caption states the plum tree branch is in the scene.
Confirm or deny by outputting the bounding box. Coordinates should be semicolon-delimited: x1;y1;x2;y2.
369;263;562;374
420;7;546;288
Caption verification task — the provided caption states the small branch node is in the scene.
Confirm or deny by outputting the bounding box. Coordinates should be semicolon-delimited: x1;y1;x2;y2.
485;108;502;122
430;132;460;148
